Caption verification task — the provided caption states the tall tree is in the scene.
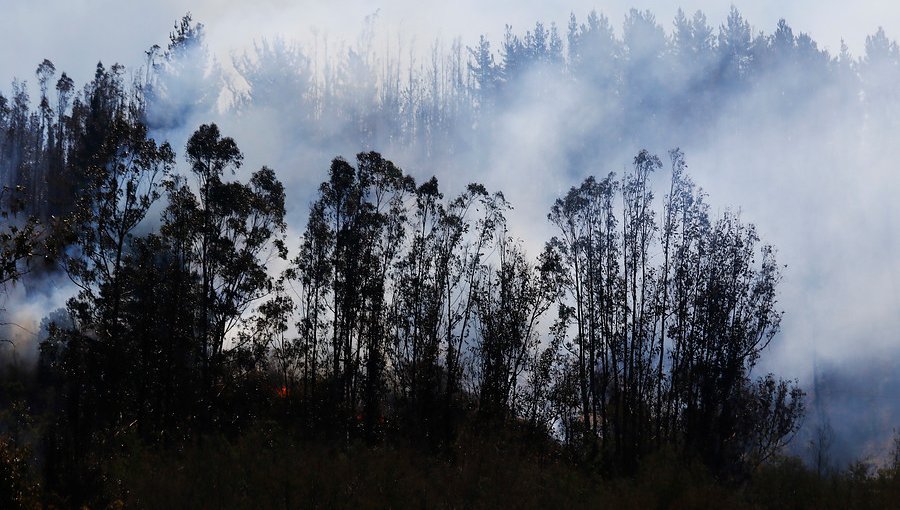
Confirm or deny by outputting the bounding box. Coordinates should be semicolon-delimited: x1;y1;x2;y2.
548;149;802;475
162;123;286;427
145;13;218;129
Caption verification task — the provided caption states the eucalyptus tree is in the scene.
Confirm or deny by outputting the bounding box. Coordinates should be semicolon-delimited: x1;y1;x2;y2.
294;151;413;437
547;172;620;453
473;234;562;421
0;187;42;292
388;178;507;442
161;123;287;426
64;115;174;337
547;149;802;475
38;78;174;502
145;13;218;130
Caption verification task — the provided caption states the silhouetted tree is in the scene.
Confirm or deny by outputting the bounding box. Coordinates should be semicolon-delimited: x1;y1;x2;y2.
0;187;42;291
145;13;218;129
163;123;286;427
548;149;802;475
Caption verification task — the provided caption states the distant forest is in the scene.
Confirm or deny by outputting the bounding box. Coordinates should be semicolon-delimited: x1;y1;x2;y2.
1;8;900;509
4;7;899;215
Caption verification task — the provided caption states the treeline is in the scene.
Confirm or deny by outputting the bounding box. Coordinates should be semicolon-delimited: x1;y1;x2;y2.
4;9;900;224
0;16;206;227
2;7;879;507
227;7;897;165
0;72;801;508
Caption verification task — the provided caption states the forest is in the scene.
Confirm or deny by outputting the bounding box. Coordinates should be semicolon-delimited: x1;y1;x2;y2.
1;6;900;508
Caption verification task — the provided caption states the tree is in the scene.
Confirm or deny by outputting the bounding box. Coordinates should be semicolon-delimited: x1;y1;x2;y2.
468;36;499;106
717;6;753;85
145;13;218;129
567;10;619;83
0;435;39;510
547;171;621;459
473;234;561;421
671;9;717;120
861;27;900;125
658;153;803;475
32;91;174;499
233;38;313;118
163;123;287;425
387;178;505;444
293;152;412;439
547;149;803;475
115;233;201;441
64;111;174;340
0;187;42;291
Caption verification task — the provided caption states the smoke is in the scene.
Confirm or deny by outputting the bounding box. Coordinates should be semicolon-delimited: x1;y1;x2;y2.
2;3;900;466
0;273;73;371
166;9;900;467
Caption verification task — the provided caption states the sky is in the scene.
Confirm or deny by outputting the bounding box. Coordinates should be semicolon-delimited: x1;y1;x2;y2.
2;0;899;87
